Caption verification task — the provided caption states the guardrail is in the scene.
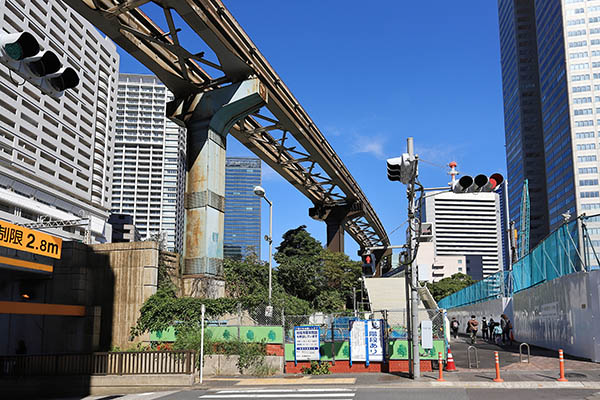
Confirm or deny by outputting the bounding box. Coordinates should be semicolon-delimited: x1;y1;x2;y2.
0;351;196;377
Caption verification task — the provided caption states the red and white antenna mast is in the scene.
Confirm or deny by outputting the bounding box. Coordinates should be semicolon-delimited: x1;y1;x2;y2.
448;161;459;188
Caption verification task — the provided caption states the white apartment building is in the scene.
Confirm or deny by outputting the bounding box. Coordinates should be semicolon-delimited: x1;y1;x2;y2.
423;191;504;278
111;74;186;252
0;0;119;242
414;241;469;282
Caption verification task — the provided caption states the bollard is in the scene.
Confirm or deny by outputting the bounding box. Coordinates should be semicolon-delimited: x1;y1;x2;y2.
557;349;568;382
493;351;504;382
437;352;445;382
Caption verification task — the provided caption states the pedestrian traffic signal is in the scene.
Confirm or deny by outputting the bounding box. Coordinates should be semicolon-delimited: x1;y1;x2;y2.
362;252;376;276
387;153;415;184
452;173;503;193
0;31;79;97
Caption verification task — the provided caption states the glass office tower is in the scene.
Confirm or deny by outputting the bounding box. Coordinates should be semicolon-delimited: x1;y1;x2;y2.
498;0;600;264
224;157;261;259
498;0;551;251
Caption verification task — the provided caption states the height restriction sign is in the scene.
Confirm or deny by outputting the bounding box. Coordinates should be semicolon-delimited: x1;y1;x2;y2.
0;220;62;259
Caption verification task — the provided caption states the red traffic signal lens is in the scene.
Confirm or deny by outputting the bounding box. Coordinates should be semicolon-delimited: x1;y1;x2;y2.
365;255;371;264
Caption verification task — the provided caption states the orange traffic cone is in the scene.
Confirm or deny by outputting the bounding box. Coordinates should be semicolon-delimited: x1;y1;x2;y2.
446;346;457;371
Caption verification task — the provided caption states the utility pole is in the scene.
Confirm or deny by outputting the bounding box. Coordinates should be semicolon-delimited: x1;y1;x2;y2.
387;137;421;379
406;137;420;379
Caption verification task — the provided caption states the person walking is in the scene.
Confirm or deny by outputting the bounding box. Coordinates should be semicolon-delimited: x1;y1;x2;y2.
481;317;489;340
467;315;479;344
493;322;503;344
502;314;513;345
500;314;507;344
450;317;460;339
488;317;495;341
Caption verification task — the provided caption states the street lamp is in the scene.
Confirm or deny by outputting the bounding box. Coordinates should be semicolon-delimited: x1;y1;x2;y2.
253;185;273;310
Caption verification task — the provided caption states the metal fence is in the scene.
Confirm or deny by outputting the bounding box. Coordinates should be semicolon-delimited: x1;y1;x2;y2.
438;219;587;309
0;351;196;377
438;270;505;309
283;309;446;345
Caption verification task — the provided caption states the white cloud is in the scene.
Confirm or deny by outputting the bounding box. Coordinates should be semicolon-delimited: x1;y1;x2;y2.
351;135;387;159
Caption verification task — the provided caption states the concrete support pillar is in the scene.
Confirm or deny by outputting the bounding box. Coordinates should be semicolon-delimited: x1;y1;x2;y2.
309;203;363;253
168;79;266;295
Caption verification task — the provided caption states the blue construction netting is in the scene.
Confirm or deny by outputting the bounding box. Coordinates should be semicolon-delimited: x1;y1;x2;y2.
511;220;582;293
438;271;504;309
438;220;583;309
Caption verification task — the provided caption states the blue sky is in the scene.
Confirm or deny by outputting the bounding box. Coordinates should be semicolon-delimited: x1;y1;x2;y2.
118;1;506;260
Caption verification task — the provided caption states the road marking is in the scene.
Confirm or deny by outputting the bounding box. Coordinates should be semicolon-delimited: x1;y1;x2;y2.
217;389;353;393
233;377;356;385
200;393;354;398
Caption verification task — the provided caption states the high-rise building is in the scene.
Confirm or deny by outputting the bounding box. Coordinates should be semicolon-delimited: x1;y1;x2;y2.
0;0;119;242
112;74;186;252
497;179;512;270
224;157;261;259
422;191;505;278
498;0;550;250
498;0;600;262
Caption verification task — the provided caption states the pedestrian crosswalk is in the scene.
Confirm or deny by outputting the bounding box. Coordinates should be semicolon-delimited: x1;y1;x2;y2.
199;388;355;399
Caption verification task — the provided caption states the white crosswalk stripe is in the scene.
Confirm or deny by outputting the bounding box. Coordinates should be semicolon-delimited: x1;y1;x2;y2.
199;387;355;399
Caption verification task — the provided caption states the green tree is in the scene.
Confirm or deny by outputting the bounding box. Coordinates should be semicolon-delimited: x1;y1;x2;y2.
426;273;476;302
274;225;362;311
275;226;323;302
224;254;269;298
320;250;362;309
274;225;322;263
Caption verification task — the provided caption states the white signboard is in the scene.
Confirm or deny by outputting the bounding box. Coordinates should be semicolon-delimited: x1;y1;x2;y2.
421;320;433;349
294;326;320;361
350;320;384;363
350;320;366;362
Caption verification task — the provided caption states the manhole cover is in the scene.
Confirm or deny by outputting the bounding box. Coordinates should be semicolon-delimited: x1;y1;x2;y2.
565;372;587;378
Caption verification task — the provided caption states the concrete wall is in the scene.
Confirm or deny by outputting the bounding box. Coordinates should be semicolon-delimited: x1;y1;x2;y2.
446;297;513;337
92;241;159;348
513;270;600;362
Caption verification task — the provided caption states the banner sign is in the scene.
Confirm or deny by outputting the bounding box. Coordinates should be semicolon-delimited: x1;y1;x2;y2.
421;320;433;349
294;325;320;362
0;220;62;259
350;319;384;364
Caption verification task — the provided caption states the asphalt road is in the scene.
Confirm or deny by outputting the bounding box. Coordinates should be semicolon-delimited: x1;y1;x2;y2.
98;387;600;400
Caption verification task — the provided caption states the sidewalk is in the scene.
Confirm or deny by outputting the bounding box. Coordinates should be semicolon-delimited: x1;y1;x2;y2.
201;369;600;389
447;334;600;371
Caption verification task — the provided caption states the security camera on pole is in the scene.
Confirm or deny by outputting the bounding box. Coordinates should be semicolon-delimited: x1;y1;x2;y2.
386;137;420;379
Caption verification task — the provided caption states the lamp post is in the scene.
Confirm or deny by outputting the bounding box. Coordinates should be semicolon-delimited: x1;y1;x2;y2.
253;185;273;308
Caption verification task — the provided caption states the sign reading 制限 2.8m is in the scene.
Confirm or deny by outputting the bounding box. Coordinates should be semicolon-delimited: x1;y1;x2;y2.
0;221;62;259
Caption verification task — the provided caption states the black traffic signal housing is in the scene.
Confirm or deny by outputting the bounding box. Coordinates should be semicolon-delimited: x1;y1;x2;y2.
452;173;504;193
0;31;79;97
362;252;376;277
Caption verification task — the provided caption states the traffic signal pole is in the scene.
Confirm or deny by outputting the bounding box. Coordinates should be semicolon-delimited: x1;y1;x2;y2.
406;137;421;379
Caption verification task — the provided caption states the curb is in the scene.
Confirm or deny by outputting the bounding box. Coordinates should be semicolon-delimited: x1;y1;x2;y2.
224;381;600;390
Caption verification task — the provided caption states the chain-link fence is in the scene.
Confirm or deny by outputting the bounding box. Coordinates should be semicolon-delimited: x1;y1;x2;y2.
283;308;446;357
196;305;446;360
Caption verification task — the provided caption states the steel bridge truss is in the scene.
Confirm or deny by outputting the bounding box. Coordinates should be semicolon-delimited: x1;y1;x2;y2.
63;0;389;249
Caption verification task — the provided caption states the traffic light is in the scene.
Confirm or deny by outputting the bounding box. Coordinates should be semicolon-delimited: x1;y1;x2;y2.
362;252;376;276
0;32;79;97
387;153;415;184
452;173;503;193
